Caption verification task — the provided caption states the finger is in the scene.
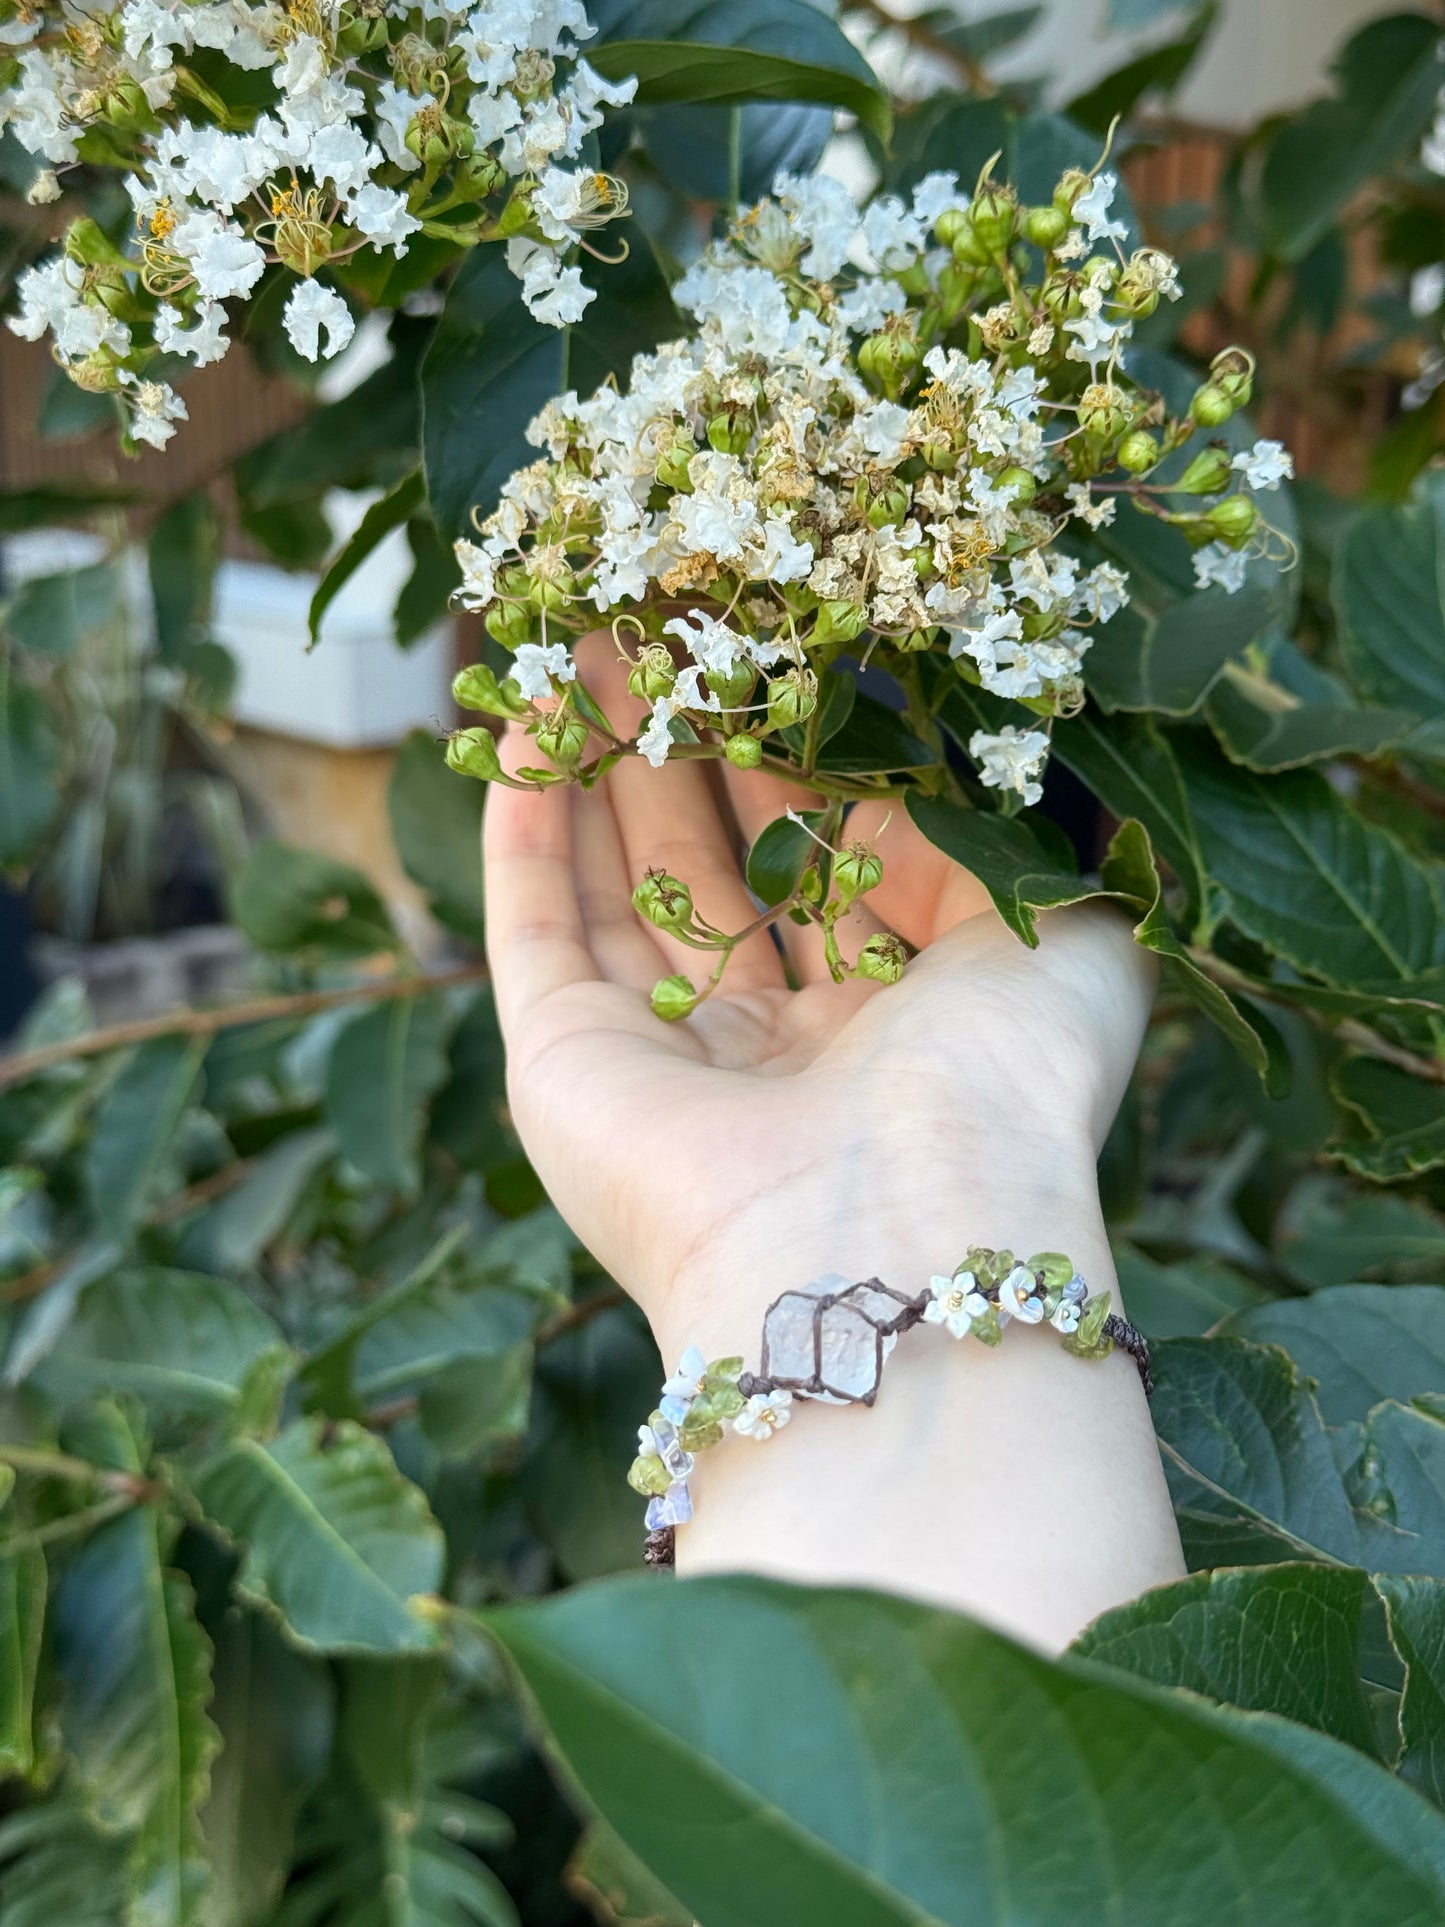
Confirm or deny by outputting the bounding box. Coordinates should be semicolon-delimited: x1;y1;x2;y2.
578;636;784;992
570;782;673;993
720;761;889;985
482;729;599;1036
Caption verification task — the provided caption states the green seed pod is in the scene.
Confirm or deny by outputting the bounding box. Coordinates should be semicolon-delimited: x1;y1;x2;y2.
810;599;867;648
1040;270;1083;322
864;480;911;529
534;710;589;768
1204;493;1259;547
725;733;762;770
857;325;920;399
654;430;696;492
896;627;932;653
1189;382;1234;428
1210;346;1255;409
834;844;883;905
452;150;506;201
708;659;757;708
707;411;752;456
936;260;979;319
337;6;389;55
933;207;972;251
446;727;503;782
921;434;961;473
1078;384;1130;441
452;662;528;718
1173;445;1235;495
1052;168;1089;218
766;669;817;731
855;932;907;984
627;645;677;704
485;602;534;650
1116;429;1159;474
968;184;1017;254
1022;204;1071;250
996;466;1036;505
650;973;699;1022
632;869;694;933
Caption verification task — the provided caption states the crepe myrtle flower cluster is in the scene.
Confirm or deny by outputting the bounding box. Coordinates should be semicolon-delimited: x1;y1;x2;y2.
1;0;634;447
444;154;1292;1012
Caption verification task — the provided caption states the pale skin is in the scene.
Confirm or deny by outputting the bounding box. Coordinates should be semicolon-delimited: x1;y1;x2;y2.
483;637;1185;1653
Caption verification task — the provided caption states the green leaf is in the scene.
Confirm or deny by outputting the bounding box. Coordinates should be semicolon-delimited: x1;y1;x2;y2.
1073;1562;1381;1756
1084;583;1277;716
149;498;220;669
884;94;1014;200
0;482;137;531
388;730;486;946
489;1572;1445;1924
1206;676;1434;772
418;1345;533;1460
1336;468;1445;719
1332;1057;1445;1181
54;1504;220;1927
87;1036;205;1227
0;1795;131;1926
0;1546;45;1779
189;1416;445;1654
232;839;400;960
0;667;62;869
430;990;510;1172
635;99;830;206
1376;1575;1445;1809
422;237;678;539
1173;735;1445;994
1112;1241;1271;1339
324;993;455;1193
197;1610;334;1927
587;0;890;142
1225;1288;1445;1427
396;514;462;647
1276;1186;1445;1289
906;794;1089;945
181;1128;334;1274
566;1822;691;1927
4;563;120;659
1257;14;1445;260
1067;0;1217;136
813;692;931;773
34;1268;290;1422
744;810;824;907
307;471;425;646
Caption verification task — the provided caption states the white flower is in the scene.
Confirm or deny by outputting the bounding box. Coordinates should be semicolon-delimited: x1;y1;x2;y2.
282;280;355;361
733;1389;793;1440
24;167;59;205
923;1272;978;1340
1079;562;1129;623
997;1264;1046;1325
179;215;266;302
947;608;1022;664
911;170;962;223
1232;438;1293;491
663;608;746;679
510;641;575;701
860;195;925;271
1064;298;1124;364
775;168;859;281
128;378;188;449
1192;540;1249;594
154;300;229;366
1065;481;1116;529
1073;171;1128;246
969;725;1051;806
758;513;814;584
508;238;594;326
637;696;676;767
347;183;422;255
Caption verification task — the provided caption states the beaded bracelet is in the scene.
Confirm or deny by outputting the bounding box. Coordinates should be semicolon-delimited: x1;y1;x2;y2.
627;1247;1151;1569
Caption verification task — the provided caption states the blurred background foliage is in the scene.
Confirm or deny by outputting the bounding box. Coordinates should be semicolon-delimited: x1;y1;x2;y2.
4;3;1445;1923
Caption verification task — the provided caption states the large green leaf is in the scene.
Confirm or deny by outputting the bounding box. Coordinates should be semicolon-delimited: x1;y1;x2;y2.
634;99;830;205
1276;1185;1445;1289
1377;1575;1445;1809
1084;583;1277;716
1173;735;1445;993
421;238;678;539
188;1417;445;1653
906;794;1093;945
232;839;400;960
197;1610;334;1927
586;0;889;140
3;563;119;659
1332;1057;1445;1182
1206;678;1438;773
490;1572;1445;1925
1226;1288;1445;1427
324;993;455;1193
388;730;486;946
54;1503;219;1927
180;1128;334;1274
1067;1;1217;135
0;1797;131;1927
86;1037;205;1228
0;668;62;869
0;1546;45;1780
34;1268;289;1422
1336;469;1445;719
1257;14;1445;260
1073;1562;1381;1756
1111;1241;1271;1338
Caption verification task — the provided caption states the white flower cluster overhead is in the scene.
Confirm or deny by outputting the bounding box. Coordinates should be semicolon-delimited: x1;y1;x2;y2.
452;160;1285;808
2;0;635;446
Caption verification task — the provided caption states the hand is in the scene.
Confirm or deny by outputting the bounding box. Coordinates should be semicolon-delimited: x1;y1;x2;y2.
483;639;1184;1645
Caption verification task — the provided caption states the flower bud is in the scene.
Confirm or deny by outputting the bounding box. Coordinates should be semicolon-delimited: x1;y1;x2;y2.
996;466;1036;505
810;599;867;648
1189;382;1234;428
857;323;920;400
834;843;882;905
654;429;695;492
337;3;389;54
1173;444;1234;495
725;732;762;769
1210;347;1254;409
706;411;752;456
534;710;589;768
1116;429;1158;474
650;973;699;1021
855;932;907;984
1022;204;1070;250
933;207;972;251
485;602;534;650
921;434;961;473
766;668;817;730
453;662;528;718
708;659;757;708
1052;168;1089;217
1203;493;1258;547
1078;383;1130;441
452;151;507;201
627;645;677;703
405;105;472;167
1040;270;1083;322
632;869;694;933
968;184;1017;254
446;727;503;782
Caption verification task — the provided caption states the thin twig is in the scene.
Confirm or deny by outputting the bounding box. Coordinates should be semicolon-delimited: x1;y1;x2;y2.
0;964;489;1089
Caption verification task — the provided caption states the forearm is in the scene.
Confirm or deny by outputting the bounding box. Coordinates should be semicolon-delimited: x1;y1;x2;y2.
647;1134;1185;1654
